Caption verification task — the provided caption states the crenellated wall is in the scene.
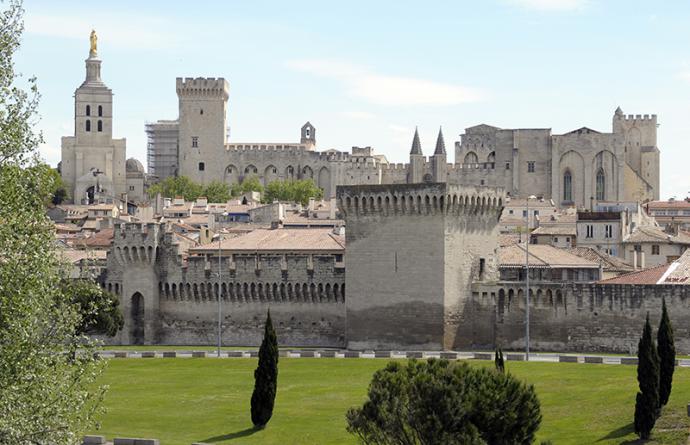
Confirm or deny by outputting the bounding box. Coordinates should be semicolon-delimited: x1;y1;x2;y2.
467;282;690;353
104;222;346;347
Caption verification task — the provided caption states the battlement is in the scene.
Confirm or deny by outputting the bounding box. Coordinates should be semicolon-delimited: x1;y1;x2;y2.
615;113;657;123
337;183;504;217
112;222;165;265
225;143;308;153
176;77;229;99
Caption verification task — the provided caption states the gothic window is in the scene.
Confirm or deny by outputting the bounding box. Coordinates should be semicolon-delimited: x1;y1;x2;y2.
463;151;478;164
198;162;205;171
192;136;198;148
98;105;102;117
86;105;91;116
563;170;572;202
97;120;102;132
85;120;91;132
596;168;605;201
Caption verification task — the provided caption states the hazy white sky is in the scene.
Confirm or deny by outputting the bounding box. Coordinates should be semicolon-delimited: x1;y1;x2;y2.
15;0;690;199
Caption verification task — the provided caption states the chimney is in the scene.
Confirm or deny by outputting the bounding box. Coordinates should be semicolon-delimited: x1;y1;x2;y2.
329;198;337;220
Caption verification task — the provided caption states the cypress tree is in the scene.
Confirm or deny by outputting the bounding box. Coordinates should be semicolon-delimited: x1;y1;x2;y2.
250;310;279;428
657;298;675;407
634;313;660;440
494;347;505;373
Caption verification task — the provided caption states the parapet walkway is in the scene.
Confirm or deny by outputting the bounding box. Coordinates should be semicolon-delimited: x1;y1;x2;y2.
96;349;690;366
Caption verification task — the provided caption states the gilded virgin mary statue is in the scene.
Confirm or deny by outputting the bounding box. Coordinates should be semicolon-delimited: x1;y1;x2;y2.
89;29;98;57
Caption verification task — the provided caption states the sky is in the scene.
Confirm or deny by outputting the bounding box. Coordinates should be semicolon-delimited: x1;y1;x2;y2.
14;0;690;200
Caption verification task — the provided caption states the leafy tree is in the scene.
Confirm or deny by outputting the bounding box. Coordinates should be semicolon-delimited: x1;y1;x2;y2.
203;180;231;203
232;175;264;197
250;310;279;428
63;279;124;337
495;347;505;373
147;175;204;201
42;165;68;204
634;313;660;440
657;298;675;407
347;359;541;445
263;179;323;206
0;2;105;442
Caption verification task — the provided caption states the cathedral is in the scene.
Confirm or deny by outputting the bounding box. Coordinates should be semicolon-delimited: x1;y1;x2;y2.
59;31;145;205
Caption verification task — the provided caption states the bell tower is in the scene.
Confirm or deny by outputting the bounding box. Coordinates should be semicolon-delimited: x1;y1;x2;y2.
60;31;127;204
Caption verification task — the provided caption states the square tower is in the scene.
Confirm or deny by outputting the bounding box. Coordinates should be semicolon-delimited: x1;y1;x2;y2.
338;183;504;350
176;77;229;184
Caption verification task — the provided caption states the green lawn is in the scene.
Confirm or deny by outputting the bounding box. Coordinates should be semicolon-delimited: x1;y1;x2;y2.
92;359;690;445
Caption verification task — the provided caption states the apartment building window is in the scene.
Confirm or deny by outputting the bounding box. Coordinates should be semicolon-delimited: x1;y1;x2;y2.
527;161;535;173
605;224;612;238
554;237;559;243
586;225;594;238
652;245;660;255
192;136;198;148
634;244;642;253
129;186;134;191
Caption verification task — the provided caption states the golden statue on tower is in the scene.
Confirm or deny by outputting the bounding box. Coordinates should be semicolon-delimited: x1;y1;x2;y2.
89;29;98;58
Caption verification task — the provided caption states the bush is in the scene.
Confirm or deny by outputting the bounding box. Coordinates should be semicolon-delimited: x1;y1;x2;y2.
346;359;541;445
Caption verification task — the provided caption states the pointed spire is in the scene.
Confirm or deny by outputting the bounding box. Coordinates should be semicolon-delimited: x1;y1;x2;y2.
410;127;422;155
434;126;446;155
614;106;623;117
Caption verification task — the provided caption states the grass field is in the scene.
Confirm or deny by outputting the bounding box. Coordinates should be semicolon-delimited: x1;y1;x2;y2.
92;358;690;445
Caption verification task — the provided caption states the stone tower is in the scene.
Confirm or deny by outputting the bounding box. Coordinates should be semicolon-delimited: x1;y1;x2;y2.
611;107;660;200
409;127;424;183
60;31;126;204
176;77;229;184
431;127;447;183
301;121;316;149
338;183;504;350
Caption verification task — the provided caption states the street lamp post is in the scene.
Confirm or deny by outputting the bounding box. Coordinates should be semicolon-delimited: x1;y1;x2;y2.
525;195;537;361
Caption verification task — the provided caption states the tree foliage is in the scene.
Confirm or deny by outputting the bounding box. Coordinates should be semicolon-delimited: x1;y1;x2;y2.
0;2;105;442
263;179;323;206
63;279;124;337
634;313;660;440
657;298;675;407
232;175;264;197
147;175;204;201
250;310;279;428
203;180;231;203
346;359;541;445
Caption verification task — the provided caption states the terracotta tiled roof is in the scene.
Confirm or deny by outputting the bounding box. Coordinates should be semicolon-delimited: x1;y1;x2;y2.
190;228;345;254
499;244;599;269
566;247;633;273
623;226;690;245
659;250;690;284
597;264;670;285
498;234;521;247
59;249;107;264
532;225;576;236
78;228;114;248
646;200;690;209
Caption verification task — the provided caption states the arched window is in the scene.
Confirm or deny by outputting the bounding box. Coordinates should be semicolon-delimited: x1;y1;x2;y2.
98;105;102;117
596;168;605;201
97;120;102;132
86;105;91;116
85;120;91;132
563;170;572;202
